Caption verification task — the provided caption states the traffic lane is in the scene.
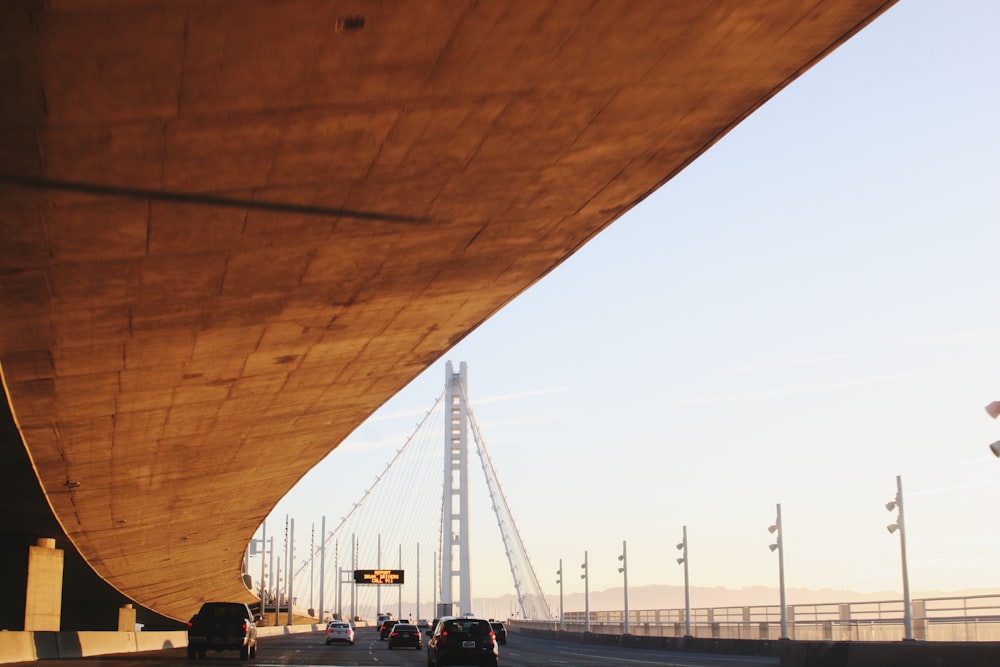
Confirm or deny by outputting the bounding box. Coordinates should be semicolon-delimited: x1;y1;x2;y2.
3;629;424;667
498;632;778;667
249;627;425;666
261;628;778;667
3;628;777;667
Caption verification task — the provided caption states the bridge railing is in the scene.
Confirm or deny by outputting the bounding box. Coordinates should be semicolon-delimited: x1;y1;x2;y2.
517;594;1000;642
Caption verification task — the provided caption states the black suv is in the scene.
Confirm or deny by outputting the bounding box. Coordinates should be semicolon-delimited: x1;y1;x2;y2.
187;601;259;660
489;620;507;645
426;616;498;667
379;618;401;640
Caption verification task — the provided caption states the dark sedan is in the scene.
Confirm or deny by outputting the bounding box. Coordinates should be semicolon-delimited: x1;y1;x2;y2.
387;623;422;649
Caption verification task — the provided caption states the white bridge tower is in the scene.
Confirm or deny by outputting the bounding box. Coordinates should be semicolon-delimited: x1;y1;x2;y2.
440;361;472;615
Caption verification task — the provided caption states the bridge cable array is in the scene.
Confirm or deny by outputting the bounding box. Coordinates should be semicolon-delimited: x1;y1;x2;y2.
290;383;550;620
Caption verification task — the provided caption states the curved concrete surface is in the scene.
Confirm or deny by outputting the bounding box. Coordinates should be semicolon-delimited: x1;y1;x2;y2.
0;1;895;624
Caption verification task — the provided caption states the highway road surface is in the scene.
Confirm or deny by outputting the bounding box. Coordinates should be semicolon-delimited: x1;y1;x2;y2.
9;626;779;667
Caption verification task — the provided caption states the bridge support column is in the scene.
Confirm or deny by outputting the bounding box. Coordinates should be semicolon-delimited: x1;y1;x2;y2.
24;537;64;631
118;603;137;631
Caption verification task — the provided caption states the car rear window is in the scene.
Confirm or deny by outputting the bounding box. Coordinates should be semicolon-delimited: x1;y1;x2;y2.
443;619;491;636
204;604;244;619
394;624;417;631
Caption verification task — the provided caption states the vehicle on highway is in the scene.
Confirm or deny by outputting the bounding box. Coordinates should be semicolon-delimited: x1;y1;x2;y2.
417;618;430;628
387;622;422;649
426;615;499;667
489;620;507;644
325;620;355;645
186;601;259;660
380;617;409;639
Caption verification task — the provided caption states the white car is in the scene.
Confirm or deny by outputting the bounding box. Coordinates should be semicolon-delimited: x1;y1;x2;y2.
325;620;355;645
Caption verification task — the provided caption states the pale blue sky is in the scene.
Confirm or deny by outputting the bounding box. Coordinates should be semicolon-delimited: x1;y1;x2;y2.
266;1;1000;608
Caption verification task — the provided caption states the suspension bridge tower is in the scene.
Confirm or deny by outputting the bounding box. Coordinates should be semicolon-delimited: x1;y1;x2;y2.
441;361;472;615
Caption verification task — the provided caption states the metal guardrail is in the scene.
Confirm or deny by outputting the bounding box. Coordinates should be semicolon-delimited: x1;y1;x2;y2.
522;594;1000;642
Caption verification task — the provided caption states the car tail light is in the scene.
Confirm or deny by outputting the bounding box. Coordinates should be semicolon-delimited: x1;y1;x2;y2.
389;631;397;638
242;620;249;633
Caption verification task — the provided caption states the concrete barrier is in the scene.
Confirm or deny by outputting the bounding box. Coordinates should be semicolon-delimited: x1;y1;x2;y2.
777;639;1000;667
257;624;323;637
0;633;38;664
516;626;1000;667
0;625;322;664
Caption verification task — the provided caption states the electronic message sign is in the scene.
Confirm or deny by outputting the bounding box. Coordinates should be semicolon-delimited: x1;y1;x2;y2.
353;569;404;584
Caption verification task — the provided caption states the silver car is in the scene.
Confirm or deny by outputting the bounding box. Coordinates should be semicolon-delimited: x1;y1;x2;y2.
325;620;355;645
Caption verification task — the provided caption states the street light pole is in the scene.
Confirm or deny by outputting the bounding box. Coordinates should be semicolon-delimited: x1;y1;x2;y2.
309;524;315;613
580;551;589;633
287;517;295;626
351;535;357;621
319;517;325;623
618;540;629;635
886;475;914;641
676;526;691;637
270;536;278;626
556;559;564;631
260;523;267;622
377;533;382;619
768;504;788;640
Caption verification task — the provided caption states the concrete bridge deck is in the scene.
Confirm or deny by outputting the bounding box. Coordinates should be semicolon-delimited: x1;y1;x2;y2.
0;0;895;629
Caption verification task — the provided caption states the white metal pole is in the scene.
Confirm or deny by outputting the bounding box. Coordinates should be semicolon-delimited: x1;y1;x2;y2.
270;536;278;626
274;552;281;626
282;516;289;624
377;533;382;617
351;534;357;621
260;523;267;621
336;553;343;621
582;550;589;633
416;543;421;623
319;517;326;623
896;475;914;641
620;540;629;634
775;504;787;640
682;525;691;637
310;523;315;612
287;517;295;625
558;559;564;631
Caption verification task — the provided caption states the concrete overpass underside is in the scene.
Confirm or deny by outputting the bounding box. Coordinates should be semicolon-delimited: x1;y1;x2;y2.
0;0;895;628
